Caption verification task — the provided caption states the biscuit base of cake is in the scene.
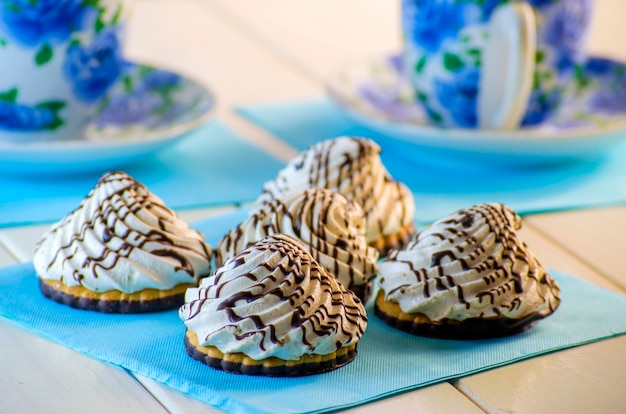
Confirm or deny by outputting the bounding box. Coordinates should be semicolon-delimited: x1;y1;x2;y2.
38;278;194;313
370;222;417;257
184;329;357;377
374;291;543;339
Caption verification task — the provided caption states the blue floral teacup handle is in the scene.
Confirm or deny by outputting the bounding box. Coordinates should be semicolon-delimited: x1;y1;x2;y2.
478;3;536;130
401;0;593;130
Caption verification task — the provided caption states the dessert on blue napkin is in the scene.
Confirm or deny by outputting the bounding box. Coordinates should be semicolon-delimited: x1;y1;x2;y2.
32;171;213;313
0;149;623;411
1;207;626;413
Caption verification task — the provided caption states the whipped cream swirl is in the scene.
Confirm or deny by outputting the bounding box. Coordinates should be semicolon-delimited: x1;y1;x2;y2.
180;234;367;361
255;137;415;245
379;203;560;321
216;188;379;296
33;171;213;293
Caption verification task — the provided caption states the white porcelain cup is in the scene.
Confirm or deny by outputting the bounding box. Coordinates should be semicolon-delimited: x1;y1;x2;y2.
0;0;129;143
402;0;593;130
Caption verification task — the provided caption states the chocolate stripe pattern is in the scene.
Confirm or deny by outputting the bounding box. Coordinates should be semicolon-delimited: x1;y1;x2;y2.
33;171;213;293
255;136;415;246
379;203;561;322
216;188;379;300
180;234;367;361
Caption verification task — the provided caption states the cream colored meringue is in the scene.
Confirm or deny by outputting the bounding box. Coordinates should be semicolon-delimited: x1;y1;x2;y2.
180;234;367;361
216;188;378;297
255;136;415;245
33;171;213;293
378;203;560;322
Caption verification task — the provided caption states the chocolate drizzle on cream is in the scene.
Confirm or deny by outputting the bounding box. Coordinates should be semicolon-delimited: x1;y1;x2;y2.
33;171;213;293
180;234;367;361
379;203;561;322
216;188;379;299
255;137;416;246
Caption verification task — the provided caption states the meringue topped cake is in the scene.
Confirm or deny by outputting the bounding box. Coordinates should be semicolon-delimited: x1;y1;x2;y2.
180;234;367;376
255;136;416;255
216;188;379;302
33;171;213;313
375;203;561;339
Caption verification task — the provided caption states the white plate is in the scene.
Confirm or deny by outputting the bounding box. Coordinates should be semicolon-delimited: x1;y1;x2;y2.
326;55;626;165
0;61;215;175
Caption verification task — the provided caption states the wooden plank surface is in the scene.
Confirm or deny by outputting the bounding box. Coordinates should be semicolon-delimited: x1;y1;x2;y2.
453;336;626;414
207;0;401;82
527;207;626;291
0;245;16;266
0;320;169;414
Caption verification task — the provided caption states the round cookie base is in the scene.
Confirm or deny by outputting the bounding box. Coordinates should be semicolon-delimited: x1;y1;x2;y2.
38;278;194;313
184;329;358;377
374;291;544;339
370;222;417;257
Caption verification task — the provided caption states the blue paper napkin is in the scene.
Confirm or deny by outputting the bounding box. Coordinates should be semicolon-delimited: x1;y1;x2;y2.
0;122;284;228
1;210;626;414
237;99;626;224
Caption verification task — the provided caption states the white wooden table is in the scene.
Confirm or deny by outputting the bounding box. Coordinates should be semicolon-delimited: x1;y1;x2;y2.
2;1;626;413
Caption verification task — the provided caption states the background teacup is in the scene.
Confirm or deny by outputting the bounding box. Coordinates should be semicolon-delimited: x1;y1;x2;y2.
402;0;593;130
0;0;129;143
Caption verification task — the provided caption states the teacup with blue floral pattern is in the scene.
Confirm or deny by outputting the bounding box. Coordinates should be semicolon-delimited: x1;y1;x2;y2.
402;0;593;129
0;0;127;143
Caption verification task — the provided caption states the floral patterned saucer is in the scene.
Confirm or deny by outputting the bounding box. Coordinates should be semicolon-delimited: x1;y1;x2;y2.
0;61;215;174
326;55;626;164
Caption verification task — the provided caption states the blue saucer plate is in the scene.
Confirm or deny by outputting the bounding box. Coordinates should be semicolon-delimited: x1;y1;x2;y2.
326;54;626;165
0;61;215;175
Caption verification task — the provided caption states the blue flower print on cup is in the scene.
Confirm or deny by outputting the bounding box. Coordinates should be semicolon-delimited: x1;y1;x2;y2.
402;0;594;129
141;71;182;90
0;102;61;131
585;58;618;76
481;0;507;21
0;0;89;47
97;92;163;126
403;0;470;54
434;69;479;128
584;59;626;115
521;89;561;126
0;89;65;131
590;87;626;115
588;95;616;116
63;27;123;102
0;0;126;143
528;0;553;7
545;0;592;70
96;65;185;129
